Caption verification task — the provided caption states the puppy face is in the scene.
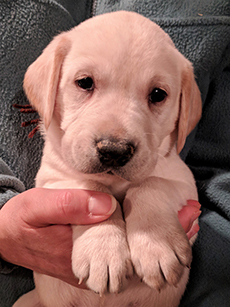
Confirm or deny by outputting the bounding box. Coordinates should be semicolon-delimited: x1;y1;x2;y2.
24;11;201;183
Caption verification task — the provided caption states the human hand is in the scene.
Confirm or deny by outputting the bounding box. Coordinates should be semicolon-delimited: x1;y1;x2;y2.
0;189;200;288
178;200;201;240
0;188;117;287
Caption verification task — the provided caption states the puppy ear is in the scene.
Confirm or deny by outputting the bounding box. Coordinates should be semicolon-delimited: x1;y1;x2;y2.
23;33;71;129
177;62;202;154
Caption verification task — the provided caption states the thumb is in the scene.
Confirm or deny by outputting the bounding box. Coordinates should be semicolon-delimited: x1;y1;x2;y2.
21;188;117;226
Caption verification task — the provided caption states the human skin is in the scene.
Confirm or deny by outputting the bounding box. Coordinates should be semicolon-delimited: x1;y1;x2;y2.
0;188;200;288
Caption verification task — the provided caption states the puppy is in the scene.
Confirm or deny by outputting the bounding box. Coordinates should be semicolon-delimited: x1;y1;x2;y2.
14;11;202;307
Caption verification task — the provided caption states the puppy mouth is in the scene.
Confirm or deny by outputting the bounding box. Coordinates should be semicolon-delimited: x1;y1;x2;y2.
105;170;126;178
102;168;121;177
101;167;133;181
89;166;129;180
82;164;120;176
106;170;114;175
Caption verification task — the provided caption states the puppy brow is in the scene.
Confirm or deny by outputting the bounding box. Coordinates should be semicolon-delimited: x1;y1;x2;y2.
148;74;169;87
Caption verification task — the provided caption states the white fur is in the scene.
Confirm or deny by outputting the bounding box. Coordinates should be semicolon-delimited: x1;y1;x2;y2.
13;11;202;307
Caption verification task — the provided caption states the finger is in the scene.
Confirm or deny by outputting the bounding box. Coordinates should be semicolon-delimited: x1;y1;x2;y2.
187;199;201;209
21;224;88;289
21;188;117;226
178;200;201;234
186;223;200;241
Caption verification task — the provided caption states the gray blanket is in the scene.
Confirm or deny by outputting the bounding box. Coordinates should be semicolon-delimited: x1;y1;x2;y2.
0;0;230;306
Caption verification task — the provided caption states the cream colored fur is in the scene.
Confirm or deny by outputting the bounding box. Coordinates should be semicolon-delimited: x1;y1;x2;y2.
13;11;202;307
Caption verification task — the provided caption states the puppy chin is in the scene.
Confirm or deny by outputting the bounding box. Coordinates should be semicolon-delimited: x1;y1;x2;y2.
75;161;156;183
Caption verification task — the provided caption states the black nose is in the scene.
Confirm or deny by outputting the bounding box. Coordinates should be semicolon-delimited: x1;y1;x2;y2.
96;139;135;167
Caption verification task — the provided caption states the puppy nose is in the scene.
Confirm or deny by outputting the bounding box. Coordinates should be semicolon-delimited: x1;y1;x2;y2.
96;139;135;167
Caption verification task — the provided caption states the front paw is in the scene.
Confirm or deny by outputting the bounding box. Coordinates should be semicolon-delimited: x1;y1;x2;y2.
128;224;192;291
71;220;133;295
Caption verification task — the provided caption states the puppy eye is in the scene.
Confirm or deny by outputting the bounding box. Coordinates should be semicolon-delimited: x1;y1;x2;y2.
149;88;167;104
76;77;94;91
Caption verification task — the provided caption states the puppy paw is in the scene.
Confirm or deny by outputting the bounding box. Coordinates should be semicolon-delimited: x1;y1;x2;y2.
128;224;192;291
71;220;133;295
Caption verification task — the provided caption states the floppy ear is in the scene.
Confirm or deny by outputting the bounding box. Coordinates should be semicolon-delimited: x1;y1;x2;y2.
177;62;202;154
23;33;71;129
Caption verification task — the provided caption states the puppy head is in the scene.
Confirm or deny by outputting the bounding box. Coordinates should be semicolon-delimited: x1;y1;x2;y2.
24;11;201;182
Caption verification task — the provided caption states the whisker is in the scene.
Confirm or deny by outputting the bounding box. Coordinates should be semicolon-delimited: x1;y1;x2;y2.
144;131;171;158
144;132;155;136
158;148;170;156
157;152;165;159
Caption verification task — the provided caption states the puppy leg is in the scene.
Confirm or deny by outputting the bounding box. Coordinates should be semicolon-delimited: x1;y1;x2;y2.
71;182;133;296
12;289;43;307
71;205;133;295
123;177;193;292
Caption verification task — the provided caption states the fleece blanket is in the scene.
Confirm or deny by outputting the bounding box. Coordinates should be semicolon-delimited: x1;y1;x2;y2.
0;0;230;306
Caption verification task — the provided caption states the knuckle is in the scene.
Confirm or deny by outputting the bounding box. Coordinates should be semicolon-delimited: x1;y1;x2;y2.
56;191;73;216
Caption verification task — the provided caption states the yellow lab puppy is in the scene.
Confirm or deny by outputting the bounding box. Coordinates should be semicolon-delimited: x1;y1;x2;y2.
14;11;201;307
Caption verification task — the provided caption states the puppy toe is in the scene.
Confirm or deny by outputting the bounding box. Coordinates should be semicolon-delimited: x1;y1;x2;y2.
126;259;134;279
175;242;192;269
142;263;166;292
72;260;89;285
85;261;108;295
108;258;133;293
159;252;185;287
